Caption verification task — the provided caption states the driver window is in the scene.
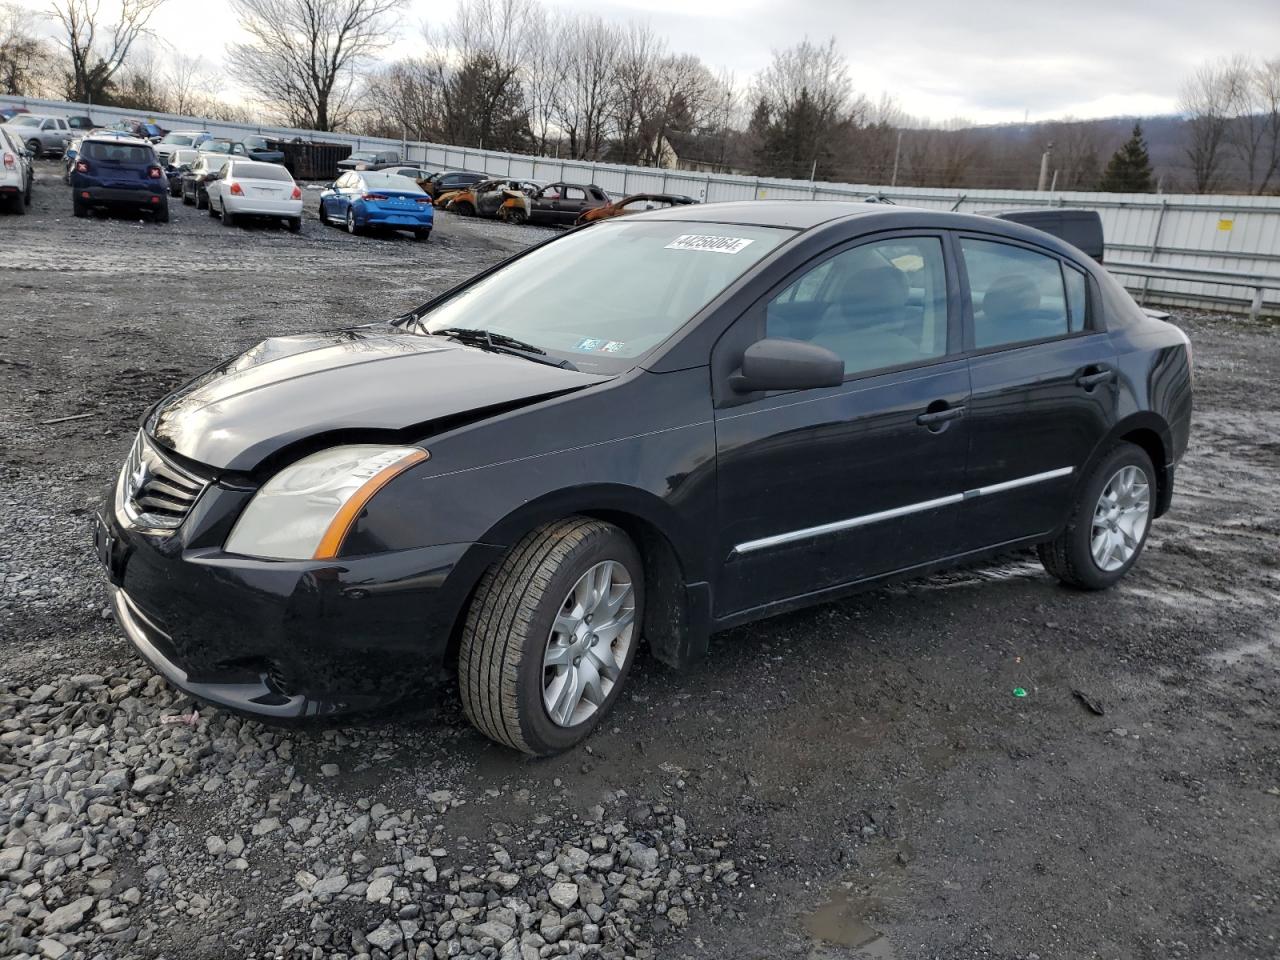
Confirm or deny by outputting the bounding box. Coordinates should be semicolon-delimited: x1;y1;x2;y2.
765;236;949;377
961;238;1069;348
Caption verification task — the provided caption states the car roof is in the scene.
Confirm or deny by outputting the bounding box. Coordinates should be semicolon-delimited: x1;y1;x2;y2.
83;135;152;147
629;201;1103;260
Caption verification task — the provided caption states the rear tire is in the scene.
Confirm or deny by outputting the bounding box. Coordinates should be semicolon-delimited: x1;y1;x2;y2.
10;189;25;214
459;518;643;756
414;228;430;241
182;188;194;206
346;208;360;235
222;208;235;226
73;199;87;218
1038;442;1155;590
26;139;40;157
154;201;169;223
288;217;301;233
453;201;474;217
197;191;208;210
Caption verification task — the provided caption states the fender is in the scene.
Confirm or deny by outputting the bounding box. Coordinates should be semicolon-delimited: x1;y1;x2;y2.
1074;410;1175;517
476;484;714;669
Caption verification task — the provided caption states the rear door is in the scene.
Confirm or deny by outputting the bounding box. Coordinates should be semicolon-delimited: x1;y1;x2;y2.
530;183;562;223
712;232;970;615
557;186;589;223
957;235;1117;548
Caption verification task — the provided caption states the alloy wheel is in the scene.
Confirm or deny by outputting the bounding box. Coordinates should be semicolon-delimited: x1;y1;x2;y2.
1090;465;1150;572
541;560;636;728
346;209;356;234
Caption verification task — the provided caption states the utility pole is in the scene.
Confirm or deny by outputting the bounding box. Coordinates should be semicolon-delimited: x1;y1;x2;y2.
890;129;903;187
1037;141;1054;192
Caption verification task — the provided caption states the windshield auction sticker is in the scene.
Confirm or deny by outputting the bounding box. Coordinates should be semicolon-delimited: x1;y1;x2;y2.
665;235;754;254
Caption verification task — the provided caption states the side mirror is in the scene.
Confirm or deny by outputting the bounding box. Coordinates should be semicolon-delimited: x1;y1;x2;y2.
730;338;844;393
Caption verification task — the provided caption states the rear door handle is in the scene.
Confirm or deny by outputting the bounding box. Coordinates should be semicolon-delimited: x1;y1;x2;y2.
1076;367;1115;389
916;405;966;427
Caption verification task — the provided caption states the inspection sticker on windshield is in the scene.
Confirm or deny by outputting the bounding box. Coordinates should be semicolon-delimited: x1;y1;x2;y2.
665;234;754;254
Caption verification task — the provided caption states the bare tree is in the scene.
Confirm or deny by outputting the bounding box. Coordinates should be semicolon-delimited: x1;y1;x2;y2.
165;52;217;117
48;0;168;104
363;57;445;141
1180;57;1246;193
111;42;166;110
552;15;621;159
1;3;57;96
1224;56;1280;194
227;0;406;131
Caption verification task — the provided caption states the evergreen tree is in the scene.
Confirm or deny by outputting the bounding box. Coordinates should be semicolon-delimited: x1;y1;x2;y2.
1098;123;1154;192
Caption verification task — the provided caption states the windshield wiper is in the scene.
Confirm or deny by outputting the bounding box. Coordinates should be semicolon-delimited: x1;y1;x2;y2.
432;326;578;371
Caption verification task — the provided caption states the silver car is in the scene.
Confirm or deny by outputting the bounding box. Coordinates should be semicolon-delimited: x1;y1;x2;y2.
3;114;73;157
0;124;34;213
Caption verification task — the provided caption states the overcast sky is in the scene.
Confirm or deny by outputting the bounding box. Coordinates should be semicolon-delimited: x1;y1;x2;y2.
22;0;1280;123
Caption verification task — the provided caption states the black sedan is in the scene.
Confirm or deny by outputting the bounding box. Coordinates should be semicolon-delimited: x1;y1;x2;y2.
94;203;1192;755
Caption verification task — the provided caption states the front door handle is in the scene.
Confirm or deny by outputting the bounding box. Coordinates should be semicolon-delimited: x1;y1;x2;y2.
916;405;966;427
1076;367;1115;389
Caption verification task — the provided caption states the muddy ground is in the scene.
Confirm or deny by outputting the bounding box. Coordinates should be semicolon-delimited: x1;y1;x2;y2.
1;160;1278;960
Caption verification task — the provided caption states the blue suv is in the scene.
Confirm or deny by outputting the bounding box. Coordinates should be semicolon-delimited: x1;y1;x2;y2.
71;136;169;221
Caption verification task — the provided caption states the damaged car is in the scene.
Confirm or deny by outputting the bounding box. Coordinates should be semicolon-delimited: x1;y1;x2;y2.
440;178;540;223
577;192;698;225
94;202;1192;756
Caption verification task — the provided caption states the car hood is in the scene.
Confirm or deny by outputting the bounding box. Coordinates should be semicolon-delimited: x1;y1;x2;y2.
146;327;607;472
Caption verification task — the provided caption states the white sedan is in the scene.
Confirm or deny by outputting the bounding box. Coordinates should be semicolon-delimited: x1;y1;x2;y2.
208;159;303;232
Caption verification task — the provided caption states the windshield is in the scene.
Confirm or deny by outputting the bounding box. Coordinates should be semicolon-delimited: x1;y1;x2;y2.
349;151;378;161
414;220;790;374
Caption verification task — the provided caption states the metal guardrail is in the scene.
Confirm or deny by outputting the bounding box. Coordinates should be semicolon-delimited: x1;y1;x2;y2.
1104;260;1280;320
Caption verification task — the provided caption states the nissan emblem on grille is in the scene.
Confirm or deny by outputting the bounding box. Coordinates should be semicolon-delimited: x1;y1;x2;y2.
119;432;206;531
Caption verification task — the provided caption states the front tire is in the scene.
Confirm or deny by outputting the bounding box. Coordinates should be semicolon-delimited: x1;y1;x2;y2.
459;518;643;756
1038;443;1155;590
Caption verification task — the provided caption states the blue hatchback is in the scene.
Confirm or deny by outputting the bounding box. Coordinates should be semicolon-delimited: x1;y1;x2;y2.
71;136;169;221
319;171;433;240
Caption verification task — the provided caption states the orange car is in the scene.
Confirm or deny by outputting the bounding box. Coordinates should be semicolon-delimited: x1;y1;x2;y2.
438;178;540;223
576;193;698;225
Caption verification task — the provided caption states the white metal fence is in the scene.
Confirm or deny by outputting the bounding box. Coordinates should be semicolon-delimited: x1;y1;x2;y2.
5;93;1280;317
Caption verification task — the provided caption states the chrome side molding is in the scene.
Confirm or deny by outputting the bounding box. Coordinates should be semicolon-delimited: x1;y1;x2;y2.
732;466;1074;556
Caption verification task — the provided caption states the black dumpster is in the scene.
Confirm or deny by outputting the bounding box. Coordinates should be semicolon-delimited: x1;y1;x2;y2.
268;139;353;181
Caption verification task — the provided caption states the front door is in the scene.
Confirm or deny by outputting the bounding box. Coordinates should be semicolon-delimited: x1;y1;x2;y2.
956;235;1119;547
713;233;970;617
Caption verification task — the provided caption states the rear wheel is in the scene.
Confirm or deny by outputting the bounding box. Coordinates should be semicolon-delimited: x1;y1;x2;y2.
459;518;643;756
9;189;25;214
346;208;360;235
197;190;208;210
414;228;430;241
182;187;194;206
1038;443;1155;590
72;198;87;218
26;139;40;157
453;201;475;217
288;217;301;233
222;207;236;226
154;201;169;223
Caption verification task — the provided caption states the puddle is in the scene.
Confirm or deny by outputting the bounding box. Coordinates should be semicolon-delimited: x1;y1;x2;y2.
804;887;897;959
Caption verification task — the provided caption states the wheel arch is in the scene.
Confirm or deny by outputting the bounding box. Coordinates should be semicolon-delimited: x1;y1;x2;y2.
447;485;713;670
1087;412;1174;517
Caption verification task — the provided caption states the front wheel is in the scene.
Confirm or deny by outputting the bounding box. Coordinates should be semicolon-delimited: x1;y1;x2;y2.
26;139;40;157
459;518;643;756
1038;443;1155;590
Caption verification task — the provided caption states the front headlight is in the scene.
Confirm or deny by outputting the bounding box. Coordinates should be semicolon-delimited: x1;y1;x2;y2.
224;445;428;560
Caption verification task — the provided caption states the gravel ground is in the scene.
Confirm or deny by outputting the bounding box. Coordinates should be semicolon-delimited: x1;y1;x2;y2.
1;160;1278;960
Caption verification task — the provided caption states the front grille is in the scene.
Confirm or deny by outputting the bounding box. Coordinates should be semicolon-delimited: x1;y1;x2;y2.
119;432;207;531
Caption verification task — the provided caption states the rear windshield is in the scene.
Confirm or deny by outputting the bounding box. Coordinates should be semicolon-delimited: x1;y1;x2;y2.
230;161;292;182
7;115;40;127
361;173;424;193
83;141;156;164
244;136;268;149
162;134;195;145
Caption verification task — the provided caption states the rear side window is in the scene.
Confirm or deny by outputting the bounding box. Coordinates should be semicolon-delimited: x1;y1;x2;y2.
1064;264;1088;331
83;142;155;164
767;236;950;377
563;187;586;201
961;238;1069;349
